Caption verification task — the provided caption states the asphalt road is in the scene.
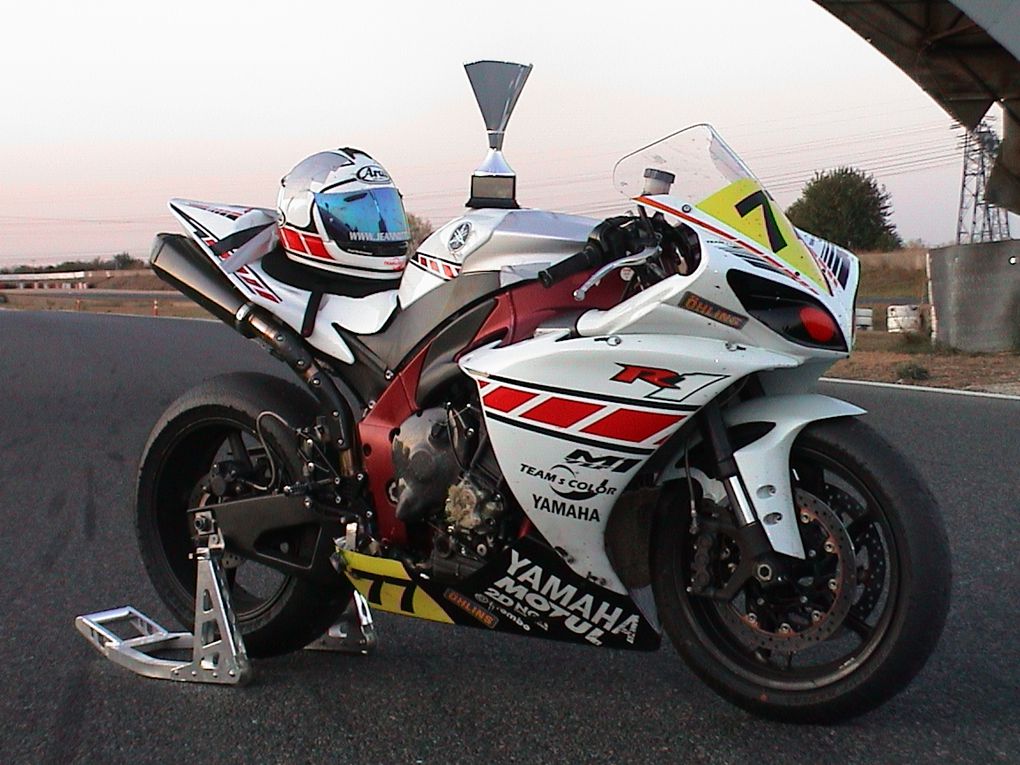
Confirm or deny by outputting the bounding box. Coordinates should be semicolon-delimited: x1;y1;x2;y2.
0;310;1017;764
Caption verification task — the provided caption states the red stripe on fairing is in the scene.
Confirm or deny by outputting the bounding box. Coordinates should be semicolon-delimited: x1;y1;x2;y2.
442;263;455;278
520;398;602;428
483;387;539;413
303;234;330;259
581;409;683;443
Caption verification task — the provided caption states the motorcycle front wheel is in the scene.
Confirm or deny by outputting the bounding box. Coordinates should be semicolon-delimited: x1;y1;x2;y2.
653;417;951;723
136;372;352;657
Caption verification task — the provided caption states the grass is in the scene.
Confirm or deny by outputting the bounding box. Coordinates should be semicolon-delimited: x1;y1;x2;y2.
0;292;210;319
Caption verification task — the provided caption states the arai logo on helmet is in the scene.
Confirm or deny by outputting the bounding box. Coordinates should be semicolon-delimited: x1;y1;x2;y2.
357;165;391;184
448;221;472;252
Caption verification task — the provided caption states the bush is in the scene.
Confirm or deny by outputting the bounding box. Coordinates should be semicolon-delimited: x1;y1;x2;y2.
895;361;930;381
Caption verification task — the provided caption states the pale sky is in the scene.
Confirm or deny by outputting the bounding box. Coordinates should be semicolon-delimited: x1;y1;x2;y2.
0;0;982;266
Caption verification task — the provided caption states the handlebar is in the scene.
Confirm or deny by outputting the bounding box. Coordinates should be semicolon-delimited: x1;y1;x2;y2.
537;245;602;288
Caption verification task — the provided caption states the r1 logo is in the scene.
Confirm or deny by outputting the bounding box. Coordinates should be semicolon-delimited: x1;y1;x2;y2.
611;364;727;403
611;364;683;389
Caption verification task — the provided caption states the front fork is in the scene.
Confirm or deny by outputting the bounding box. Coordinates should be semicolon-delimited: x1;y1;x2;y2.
693;402;783;599
660;394;867;598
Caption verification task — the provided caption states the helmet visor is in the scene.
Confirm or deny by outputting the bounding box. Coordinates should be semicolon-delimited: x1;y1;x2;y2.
314;188;410;246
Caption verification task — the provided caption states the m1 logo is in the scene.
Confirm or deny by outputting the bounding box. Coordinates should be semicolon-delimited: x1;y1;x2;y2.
564;449;640;473
610;364;727;403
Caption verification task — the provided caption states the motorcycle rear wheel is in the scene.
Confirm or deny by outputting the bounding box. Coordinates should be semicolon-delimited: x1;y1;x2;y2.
136;372;352;657
652;416;951;723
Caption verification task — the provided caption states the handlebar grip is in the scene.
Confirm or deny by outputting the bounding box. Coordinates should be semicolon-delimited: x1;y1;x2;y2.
538;246;601;288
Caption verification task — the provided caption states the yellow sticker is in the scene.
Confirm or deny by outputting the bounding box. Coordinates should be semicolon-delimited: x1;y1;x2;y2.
339;551;453;624
695;178;826;291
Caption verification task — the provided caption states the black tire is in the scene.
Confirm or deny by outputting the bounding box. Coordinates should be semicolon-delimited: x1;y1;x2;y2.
136;372;352;657
652;416;951;723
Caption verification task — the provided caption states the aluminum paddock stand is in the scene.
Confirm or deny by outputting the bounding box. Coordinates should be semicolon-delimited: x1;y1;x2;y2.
75;519;252;685
75;513;377;685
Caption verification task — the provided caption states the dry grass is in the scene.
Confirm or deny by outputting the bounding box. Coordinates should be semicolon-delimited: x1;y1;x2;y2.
1;292;210;319
856;248;928;299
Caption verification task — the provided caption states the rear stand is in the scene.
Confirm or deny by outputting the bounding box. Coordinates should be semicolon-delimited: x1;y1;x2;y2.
75;513;375;685
75;522;251;684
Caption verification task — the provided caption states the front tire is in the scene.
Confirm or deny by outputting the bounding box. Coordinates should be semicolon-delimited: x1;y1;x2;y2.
136;372;352;657
652;417;951;723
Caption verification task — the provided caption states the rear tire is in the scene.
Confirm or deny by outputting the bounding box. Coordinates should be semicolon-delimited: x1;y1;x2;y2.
652;417;951;723
136;372;352;657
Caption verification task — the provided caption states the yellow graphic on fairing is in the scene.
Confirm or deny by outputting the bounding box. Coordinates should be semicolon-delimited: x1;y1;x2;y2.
696;178;826;291
339;551;453;624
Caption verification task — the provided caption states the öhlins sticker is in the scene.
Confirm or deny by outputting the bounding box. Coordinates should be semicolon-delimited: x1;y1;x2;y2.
679;292;748;329
444;589;498;628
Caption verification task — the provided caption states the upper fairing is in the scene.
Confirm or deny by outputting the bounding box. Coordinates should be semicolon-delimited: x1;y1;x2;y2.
633;194;859;348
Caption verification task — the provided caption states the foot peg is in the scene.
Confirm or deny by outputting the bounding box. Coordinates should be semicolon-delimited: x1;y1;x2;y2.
305;591;377;654
75;541;252;685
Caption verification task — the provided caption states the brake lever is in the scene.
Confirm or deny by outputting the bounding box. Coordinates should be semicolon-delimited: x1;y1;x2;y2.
572;245;661;302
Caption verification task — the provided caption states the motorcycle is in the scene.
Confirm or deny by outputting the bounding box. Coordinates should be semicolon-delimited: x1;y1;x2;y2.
88;62;951;723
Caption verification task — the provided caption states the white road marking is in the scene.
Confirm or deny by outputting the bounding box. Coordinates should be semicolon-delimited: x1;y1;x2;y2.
822;377;1020;402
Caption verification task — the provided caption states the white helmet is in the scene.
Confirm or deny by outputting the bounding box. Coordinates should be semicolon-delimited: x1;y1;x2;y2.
277;148;411;281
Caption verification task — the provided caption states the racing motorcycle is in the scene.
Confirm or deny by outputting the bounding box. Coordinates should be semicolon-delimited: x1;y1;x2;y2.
115;63;950;723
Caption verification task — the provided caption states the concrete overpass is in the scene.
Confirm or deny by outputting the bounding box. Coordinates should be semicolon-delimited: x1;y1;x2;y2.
815;1;1020;212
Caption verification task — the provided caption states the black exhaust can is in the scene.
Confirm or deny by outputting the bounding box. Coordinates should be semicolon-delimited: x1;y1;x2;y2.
149;233;246;325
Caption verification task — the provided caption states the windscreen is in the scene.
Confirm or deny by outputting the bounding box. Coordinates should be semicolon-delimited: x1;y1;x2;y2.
613;124;826;291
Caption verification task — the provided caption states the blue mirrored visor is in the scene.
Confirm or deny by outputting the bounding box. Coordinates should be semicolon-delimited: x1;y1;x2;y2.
314;188;410;245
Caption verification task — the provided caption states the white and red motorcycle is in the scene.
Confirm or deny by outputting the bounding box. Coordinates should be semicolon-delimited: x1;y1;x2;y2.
82;63;949;723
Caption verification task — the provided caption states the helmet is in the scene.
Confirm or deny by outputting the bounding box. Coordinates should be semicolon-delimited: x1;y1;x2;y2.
277;148;411;281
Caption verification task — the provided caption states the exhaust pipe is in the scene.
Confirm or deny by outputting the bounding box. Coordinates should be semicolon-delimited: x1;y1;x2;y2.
149;233;356;466
150;234;249;329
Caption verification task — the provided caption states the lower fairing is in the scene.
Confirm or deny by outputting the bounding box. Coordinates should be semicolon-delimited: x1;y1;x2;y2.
340;535;660;651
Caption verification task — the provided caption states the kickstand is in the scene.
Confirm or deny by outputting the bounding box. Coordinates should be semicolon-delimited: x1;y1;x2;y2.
75;514;252;685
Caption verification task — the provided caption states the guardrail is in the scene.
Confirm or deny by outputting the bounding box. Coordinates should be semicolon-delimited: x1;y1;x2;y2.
0;270;89;282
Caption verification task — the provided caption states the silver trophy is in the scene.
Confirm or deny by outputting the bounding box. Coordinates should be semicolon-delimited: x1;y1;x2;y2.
464;60;532;209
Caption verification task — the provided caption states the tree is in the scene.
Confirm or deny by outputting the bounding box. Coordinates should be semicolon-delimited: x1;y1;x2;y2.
407;212;434;251
786;167;902;251
112;252;137;270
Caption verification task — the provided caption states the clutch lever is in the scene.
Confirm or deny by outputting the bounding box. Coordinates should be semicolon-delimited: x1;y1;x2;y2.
572;245;660;302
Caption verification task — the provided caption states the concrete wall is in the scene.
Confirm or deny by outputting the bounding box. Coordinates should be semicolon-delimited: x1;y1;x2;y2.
929;240;1020;352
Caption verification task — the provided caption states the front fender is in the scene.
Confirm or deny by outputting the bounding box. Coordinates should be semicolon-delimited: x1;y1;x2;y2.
660;394;865;558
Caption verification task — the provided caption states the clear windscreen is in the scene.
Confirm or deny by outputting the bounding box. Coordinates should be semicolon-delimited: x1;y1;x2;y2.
613;124;827;291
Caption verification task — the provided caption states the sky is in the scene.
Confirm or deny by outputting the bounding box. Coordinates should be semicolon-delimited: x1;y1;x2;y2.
0;0;990;267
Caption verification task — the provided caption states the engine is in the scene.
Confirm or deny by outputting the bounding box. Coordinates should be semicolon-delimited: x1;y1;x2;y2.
390;403;512;579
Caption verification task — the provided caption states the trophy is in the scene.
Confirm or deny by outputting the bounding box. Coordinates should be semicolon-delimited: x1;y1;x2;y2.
464;60;532;209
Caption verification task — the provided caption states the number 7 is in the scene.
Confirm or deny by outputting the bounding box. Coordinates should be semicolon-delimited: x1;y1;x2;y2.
735;190;787;252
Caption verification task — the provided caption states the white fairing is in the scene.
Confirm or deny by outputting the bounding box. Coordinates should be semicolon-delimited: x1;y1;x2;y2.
460;332;799;592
